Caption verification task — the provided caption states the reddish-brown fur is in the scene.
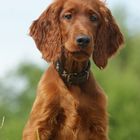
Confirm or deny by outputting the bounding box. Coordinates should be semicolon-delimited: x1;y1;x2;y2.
23;0;124;139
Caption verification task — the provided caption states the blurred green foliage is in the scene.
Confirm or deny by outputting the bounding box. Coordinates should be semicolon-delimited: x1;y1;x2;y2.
0;7;140;140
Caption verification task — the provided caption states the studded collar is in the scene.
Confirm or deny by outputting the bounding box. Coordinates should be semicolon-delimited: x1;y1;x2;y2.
54;60;90;85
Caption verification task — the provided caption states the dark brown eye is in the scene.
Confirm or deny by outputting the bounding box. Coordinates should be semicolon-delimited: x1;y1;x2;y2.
90;14;98;22
63;13;72;20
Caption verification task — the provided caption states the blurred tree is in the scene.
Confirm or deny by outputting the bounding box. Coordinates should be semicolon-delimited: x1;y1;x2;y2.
0;62;44;140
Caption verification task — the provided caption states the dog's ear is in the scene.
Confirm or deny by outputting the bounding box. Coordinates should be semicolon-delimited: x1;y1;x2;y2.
30;1;62;62
93;6;124;69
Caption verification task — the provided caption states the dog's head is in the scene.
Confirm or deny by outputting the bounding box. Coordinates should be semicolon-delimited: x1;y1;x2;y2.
30;0;124;69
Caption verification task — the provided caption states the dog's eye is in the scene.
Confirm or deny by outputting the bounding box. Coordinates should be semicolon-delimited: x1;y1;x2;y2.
63;13;72;20
90;14;98;22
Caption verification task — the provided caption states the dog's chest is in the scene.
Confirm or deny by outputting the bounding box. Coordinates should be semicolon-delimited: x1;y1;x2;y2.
58;90;94;140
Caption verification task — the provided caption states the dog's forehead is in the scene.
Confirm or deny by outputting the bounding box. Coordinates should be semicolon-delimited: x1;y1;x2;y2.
62;0;100;11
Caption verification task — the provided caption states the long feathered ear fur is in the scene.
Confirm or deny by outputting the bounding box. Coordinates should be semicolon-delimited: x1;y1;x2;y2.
30;1;62;62
93;5;124;69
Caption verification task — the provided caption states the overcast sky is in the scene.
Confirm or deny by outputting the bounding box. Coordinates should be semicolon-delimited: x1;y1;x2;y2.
0;0;140;77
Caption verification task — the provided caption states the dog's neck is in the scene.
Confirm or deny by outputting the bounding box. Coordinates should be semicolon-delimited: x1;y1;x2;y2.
54;49;90;85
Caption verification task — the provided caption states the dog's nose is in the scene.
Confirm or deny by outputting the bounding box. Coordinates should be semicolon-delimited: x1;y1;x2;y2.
76;35;90;48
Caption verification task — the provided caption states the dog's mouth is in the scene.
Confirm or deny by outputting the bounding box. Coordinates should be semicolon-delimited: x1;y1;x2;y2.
69;50;91;61
63;45;91;61
72;51;90;57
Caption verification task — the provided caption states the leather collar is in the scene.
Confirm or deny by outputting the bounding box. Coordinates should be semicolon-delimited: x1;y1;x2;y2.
54;60;90;85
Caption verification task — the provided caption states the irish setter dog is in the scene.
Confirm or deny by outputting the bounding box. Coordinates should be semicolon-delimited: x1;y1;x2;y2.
23;0;124;139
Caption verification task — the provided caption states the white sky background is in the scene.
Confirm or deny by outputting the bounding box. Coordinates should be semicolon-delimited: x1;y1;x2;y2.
0;0;140;78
